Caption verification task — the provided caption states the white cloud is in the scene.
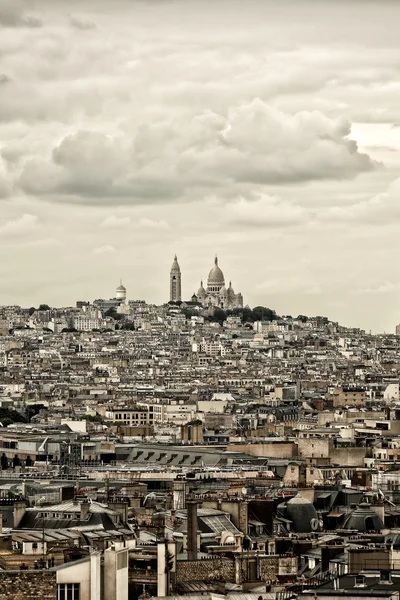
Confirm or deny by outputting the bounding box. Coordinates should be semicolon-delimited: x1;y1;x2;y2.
99;215;131;229
229;193;307;227
353;281;400;295
0;213;39;235
92;244;116;255
138;218;169;230
18;102;375;205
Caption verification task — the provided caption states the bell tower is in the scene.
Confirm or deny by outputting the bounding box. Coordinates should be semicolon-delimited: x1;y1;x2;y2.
170;255;182;302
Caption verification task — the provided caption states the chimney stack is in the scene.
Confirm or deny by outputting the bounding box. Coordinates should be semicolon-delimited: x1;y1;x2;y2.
80;500;90;521
187;499;198;561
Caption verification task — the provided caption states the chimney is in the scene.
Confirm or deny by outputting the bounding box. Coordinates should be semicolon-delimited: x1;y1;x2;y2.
187;500;198;561
80;500;90;521
13;501;27;528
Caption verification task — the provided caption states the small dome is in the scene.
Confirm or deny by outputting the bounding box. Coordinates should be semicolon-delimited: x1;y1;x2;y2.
227;281;235;297
343;502;384;532
283;493;318;533
207;256;225;287
197;281;207;297
220;285;227;295
117;284;126;292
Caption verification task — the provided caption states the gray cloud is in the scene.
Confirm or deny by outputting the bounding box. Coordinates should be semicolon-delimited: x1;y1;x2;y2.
0;0;42;27
69;15;97;30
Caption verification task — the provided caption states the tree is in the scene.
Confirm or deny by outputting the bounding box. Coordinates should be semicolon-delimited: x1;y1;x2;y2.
25;404;45;423
28;307;36;316
105;308;123;321
83;414;103;423
0;408;27;424
297;315;308;323
38;304;50;311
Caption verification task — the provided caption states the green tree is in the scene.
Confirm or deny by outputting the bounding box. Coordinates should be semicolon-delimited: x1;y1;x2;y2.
38;304;50;311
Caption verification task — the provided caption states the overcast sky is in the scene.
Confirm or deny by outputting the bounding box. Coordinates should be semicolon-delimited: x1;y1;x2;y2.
1;0;400;332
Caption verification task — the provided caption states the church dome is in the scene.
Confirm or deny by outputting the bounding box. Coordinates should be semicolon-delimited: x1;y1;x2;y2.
283;493;318;533
197;281;207;297
227;281;235;298
220;285;227;296
207;256;225;287
116;280;127;300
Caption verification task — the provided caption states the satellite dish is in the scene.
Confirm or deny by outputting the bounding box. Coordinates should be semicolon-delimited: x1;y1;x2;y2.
310;518;319;531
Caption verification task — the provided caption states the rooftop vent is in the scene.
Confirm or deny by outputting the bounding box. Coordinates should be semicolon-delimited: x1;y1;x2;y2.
355;575;366;588
380;570;392;585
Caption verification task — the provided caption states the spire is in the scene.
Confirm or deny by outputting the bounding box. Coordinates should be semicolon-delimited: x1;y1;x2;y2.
174;254;177;261
215;255;218;265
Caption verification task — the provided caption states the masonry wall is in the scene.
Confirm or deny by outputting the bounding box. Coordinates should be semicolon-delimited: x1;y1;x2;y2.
176;558;235;583
330;447;366;467
228;443;296;458
0;570;56;600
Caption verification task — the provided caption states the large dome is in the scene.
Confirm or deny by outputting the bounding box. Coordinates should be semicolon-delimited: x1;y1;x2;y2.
282;494;319;533
207;256;225;287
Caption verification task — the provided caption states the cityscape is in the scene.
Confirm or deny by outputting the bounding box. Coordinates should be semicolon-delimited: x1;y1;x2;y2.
1;256;400;599
3;0;400;600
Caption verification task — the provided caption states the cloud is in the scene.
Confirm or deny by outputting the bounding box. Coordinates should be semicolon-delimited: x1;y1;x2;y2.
0;0;42;28
99;215;131;229
0;214;39;235
0;156;12;198
69;15;97;31
92;244;116;255
229;193;307;228
353;281;400;295
319;176;400;225
18;101;375;205
256;276;322;295
138;218;169;230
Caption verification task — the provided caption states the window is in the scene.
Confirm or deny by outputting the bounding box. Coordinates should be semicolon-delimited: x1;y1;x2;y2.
57;583;80;600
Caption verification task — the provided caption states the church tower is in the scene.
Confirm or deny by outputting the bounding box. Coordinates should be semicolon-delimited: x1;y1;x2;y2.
170;255;182;302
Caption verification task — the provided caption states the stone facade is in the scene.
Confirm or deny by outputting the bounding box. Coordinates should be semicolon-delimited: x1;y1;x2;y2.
176;554;297;586
176;557;235;583
0;570;56;600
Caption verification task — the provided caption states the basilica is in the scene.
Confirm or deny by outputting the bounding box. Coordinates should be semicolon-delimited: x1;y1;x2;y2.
170;255;243;310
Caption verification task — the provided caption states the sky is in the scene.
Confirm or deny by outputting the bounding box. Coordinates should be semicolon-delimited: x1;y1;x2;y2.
1;0;400;332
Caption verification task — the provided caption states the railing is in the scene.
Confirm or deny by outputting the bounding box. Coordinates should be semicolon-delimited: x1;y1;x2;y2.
129;568;157;582
276;570;338;600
